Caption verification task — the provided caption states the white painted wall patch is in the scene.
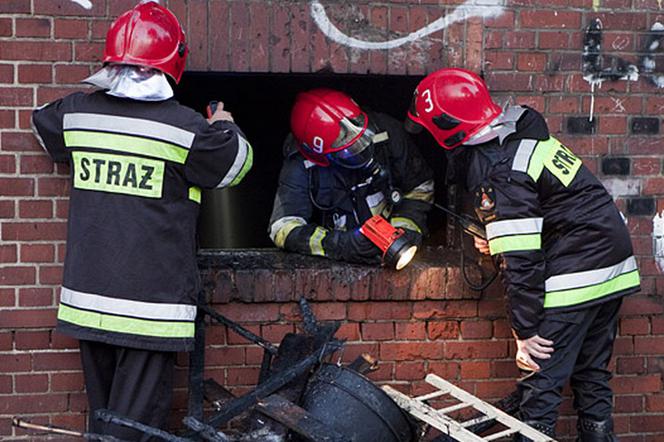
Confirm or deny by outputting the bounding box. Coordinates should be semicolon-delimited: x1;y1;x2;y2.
654;211;664;273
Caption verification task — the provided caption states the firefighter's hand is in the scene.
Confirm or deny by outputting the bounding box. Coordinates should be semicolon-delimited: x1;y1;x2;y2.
208;101;234;124
473;237;490;255
514;334;554;372
329;229;382;265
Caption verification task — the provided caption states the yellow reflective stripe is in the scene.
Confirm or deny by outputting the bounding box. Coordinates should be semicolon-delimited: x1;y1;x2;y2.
526;137;581;186
403;180;435;203
71;151;164;199
189;186;201;203
272;219;306;248
544;269;640;309
228;141;253;187
64;130;189;164
489;233;541;255
309;227;327;256
58;304;194;338
391;217;422;234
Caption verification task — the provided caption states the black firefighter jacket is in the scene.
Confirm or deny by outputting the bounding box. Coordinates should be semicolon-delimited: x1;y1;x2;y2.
269;111;434;260
32;91;253;352
463;106;640;339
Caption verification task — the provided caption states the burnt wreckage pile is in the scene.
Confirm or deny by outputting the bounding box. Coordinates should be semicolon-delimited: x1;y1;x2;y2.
14;298;524;442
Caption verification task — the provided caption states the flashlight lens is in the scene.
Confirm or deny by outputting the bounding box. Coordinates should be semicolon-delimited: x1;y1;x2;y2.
395;245;418;270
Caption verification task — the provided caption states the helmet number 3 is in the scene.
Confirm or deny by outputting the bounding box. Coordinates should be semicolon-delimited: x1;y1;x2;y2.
422;89;434;113
312;136;325;153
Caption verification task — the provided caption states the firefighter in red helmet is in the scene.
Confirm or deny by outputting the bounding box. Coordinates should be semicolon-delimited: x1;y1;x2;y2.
269;88;433;264
31;2;252;438
407;68;639;441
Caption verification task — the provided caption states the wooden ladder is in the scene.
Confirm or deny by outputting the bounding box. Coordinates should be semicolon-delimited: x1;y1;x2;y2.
382;374;556;442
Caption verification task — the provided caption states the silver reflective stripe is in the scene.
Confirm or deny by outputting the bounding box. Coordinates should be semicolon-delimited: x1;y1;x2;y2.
512;139;537;172
372;131;389;144
486;217;543;240
217;134;249;188
60;287;196;321
63;113;195;149
269;216;307;244
545;256;638;292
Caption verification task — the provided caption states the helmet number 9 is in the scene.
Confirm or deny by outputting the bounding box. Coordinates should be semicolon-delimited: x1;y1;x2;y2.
422;89;434;113
312;136;325;153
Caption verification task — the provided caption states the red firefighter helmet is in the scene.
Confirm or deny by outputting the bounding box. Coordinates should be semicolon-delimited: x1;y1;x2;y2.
103;1;188;84
406;68;502;149
290;88;374;168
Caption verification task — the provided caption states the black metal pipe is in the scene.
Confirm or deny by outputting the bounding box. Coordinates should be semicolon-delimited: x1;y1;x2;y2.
200;304;278;355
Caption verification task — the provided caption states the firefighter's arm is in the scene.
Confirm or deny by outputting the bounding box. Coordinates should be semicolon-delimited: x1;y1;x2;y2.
269;159;380;263
31;96;76;163
185;110;253;190
488;174;546;340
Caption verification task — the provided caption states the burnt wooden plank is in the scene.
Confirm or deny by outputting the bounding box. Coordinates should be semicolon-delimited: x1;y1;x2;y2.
256;394;351;442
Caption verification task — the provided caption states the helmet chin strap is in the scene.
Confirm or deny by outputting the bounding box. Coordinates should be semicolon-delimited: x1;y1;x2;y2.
465;106;527;146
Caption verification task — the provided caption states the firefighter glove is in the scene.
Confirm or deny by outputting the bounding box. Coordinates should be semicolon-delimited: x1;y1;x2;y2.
326;229;382;265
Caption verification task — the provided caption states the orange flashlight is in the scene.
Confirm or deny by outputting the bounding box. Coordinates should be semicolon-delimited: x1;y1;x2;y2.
359;215;418;270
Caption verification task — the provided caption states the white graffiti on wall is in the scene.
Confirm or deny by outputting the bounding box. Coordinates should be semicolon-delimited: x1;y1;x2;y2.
310;0;505;50
70;0;92;9
654;211;664;273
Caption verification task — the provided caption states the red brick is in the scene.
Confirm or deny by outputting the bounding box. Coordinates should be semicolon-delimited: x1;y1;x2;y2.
380;342;444;361
39;265;64;285
461;320;493;339
2;222;67;241
484;9;515;28
395;361;425;380
632;158;661;176
0;18;11;37
0;245;17;263
34;0;106;16
599;116;627;135
0;155;15;175
20;243;55;263
538;31;571;49
617;357;646;375
269;2;289;73
0;354;31;373
395;322;426;340
348;302;412;321
186;0;208;71
517;53;547;71
32;351;81;371
0;393;68;414
228;1;250;72
0;266;36;285
643;177;664;196
18;200;53;219
15;374;49;393
226;367;260;386
336;322;360;341
460;361;491;379
1;132;42;152
260;323;293;344
0;288;15;307
504;31;536;49
413;301;477;319
0;0;30;13
630;415;664;433
19;63;54;84
18;287;53;307
51;332;78;350
610;374;661;394
0;332;12;351
428;320;460;340
646;394;664;412
445;340;508;359
54;19;88;39
0;109;14;128
16;330;52;350
361;322;394;341
0;41;71;62
51;372;85;392
248;2;268;72
0;375;11;394
635;337;664;355
620;317;650;336
15;18;51;38
614;395;643;413
206;346;245;366
521;10;581;29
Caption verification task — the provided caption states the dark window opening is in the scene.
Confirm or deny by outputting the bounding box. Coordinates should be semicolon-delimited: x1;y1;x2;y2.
176;72;449;249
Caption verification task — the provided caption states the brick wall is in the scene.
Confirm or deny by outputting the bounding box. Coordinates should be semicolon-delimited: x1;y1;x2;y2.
1;1;663;440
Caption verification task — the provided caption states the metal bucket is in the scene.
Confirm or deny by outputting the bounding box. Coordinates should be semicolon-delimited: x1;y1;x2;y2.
301;363;415;442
